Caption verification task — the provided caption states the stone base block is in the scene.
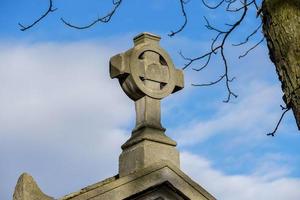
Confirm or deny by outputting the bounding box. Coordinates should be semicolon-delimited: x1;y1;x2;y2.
119;140;179;177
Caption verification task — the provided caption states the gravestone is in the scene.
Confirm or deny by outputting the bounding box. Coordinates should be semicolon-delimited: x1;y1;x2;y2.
13;33;216;200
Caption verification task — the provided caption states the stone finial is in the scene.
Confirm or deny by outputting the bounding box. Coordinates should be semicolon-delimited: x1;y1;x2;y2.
133;32;161;46
109;33;184;177
13;173;53;200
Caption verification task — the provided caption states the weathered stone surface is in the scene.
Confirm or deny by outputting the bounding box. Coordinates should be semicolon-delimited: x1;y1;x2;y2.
109;32;184;130
59;162;216;200
110;32;184;177
123;182;189;200
13;173;53;200
119;140;180;177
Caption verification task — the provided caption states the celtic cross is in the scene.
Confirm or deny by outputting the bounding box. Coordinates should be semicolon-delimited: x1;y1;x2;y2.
110;32;184;149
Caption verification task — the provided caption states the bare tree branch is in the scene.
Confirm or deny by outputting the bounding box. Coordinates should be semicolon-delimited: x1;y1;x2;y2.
267;105;291;137
169;0;189;37
192;53;211;72
201;0;226;9
253;0;259;10
18;0;57;31
18;0;295;135
238;36;265;58
232;23;262;46
182;0;258;102
61;0;123;29
192;75;225;87
179;50;213;71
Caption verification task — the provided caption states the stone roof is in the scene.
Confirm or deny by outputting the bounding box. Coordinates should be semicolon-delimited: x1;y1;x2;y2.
59;162;216;200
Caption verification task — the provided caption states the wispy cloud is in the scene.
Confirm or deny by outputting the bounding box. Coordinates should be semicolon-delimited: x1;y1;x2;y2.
0;41;133;199
181;152;300;200
0;40;299;200
174;81;282;146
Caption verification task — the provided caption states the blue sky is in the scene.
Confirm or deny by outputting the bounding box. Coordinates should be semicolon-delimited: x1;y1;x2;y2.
1;1;300;199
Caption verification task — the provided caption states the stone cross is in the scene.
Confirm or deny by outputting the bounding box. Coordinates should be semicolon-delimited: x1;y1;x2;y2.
110;32;184;149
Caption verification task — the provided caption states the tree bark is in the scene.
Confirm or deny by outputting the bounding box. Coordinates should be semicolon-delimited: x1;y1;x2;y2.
262;0;300;130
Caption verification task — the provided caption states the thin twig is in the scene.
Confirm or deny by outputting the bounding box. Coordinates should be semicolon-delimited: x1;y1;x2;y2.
184;0;254;102
18;0;57;31
192;75;225;86
267;106;291;136
61;0;122;29
201;0;226;9
232;23;262;46
180;0;261;102
169;0;189;37
192;53;212;71
238;37;264;58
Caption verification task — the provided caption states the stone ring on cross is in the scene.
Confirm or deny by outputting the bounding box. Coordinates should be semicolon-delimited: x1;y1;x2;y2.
110;32;184;151
110;32;183;101
129;45;175;100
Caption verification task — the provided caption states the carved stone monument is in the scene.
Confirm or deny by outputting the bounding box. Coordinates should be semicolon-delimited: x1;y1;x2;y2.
13;33;216;200
110;32;183;177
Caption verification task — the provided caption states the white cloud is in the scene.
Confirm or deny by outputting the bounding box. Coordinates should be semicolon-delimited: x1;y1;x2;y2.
0;41;134;199
173;81;282;146
181;152;300;200
161;39;300;199
0;40;299;200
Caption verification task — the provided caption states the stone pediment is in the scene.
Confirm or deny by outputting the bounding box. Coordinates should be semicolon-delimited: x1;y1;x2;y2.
59;162;215;200
123;181;189;200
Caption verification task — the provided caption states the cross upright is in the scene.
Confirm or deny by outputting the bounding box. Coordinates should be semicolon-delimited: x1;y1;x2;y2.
110;33;184;176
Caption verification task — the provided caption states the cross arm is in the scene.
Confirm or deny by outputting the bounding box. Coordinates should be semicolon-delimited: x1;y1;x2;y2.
109;53;130;79
173;69;184;93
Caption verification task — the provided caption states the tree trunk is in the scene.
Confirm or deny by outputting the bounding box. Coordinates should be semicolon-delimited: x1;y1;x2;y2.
262;0;300;130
